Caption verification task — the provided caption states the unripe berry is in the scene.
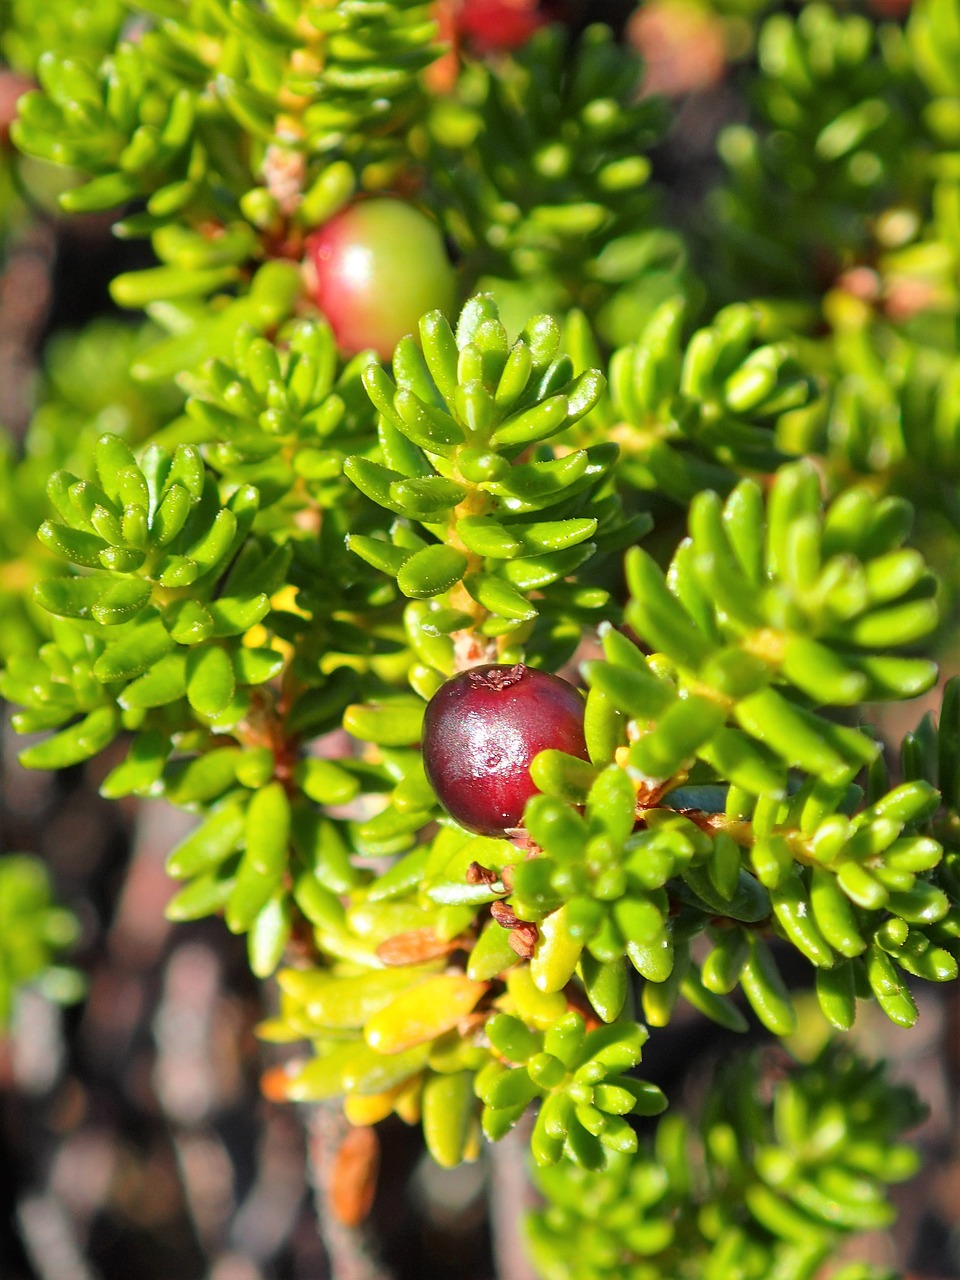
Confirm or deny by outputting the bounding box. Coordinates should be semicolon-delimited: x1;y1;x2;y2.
304;198;457;359
422;663;588;836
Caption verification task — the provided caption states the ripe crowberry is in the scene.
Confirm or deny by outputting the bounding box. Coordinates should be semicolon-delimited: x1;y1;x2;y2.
422;663;588;836
304;198;457;359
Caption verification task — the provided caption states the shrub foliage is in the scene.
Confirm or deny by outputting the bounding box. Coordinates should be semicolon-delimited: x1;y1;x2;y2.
3;1;960;1275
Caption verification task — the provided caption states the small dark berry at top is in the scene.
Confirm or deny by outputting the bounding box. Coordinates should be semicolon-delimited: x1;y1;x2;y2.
421;663;588;837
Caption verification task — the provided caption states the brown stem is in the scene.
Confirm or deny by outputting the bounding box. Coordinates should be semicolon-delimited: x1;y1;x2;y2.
305;1103;393;1280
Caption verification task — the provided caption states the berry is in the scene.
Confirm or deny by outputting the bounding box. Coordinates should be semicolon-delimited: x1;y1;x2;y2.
455;0;547;52
304;198;457;359
422;663;588;836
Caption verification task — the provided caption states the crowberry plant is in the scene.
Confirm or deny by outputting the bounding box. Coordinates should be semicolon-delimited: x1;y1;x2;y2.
2;1;960;1277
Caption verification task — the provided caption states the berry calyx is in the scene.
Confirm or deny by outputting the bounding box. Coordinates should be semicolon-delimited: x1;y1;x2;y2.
304;198;457;359
422;663;588;836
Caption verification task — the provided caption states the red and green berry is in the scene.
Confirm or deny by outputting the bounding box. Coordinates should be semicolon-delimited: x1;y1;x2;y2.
304;198;458;360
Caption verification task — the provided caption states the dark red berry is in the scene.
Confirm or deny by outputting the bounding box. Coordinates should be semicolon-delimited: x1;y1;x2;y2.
304;198;457;359
422;663;588;836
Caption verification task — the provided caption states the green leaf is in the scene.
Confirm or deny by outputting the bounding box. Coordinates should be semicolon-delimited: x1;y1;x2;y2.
865;944;918;1027
346;534;412;577
344;699;425;746
740;934;796;1035
846;599;939;648
166;873;235;922
854;655;938;700
344;456;410;515
225;782;291;933
232;648;284;685
423;1071;476;1169
502;543;595;591
164;599;214;644
781;636;869;706
530;750;597;804
625;548;713;668
629;696;726;779
164;748;243;806
420;311;459;409
60;172;141;213
156;556;200;588
152;483;193;546
771;873;835;968
394;388;465;455
698;729;783;799
531;904;584;993
702;929;749;994
467;921;520;981
464;573;538;621
166;798;248;878
455;517;522;558
495;343;534;411
248;893;292;977
734;688;851;778
120;653;188;708
679;865;771;923
296;758;361;806
111;265;241;308
184;646;235;718
95;435;137;499
580;954;627;1023
514;518;599;553
186;508;241;578
100;730;169;799
390;475;467;519
34;575;151;624
20;707;120;770
38;521;108;568
679;967;748;1032
583;658;674;721
816;961;857;1031
396;545;468;599
490;395;569;447
94;615;176;682
809;867;866;958
292;811;363;894
367;847;431;901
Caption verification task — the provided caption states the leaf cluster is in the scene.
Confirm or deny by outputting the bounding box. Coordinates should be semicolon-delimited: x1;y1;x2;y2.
527;1044;923;1280
345;295;628;658
11;0;438;222
565;297;812;505
709;3;926;313
429;24;684;342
